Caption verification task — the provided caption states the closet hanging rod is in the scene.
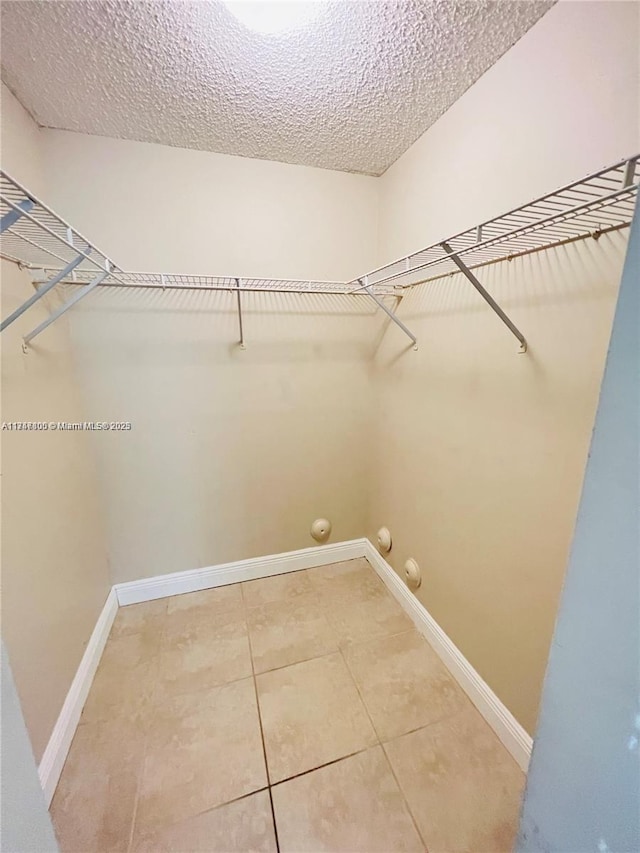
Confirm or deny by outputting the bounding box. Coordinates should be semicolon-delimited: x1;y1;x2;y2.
388;220;629;292
351;154;639;292
358;183;636;291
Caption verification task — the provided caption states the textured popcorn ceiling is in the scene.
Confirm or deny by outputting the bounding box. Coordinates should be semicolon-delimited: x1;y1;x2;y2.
0;1;553;176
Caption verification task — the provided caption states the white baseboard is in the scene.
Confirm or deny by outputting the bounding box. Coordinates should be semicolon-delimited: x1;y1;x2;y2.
114;539;368;606
363;541;533;772
38;588;118;807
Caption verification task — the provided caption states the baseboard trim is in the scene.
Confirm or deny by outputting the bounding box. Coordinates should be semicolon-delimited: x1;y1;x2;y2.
38;588;118;807
114;539;368;606
363;541;533;771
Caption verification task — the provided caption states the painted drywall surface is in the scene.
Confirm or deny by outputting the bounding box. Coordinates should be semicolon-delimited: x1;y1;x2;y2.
34;127;380;584
39;130;379;281
0;83;45;195
378;1;640;264
1;644;59;852
368;1;639;734
0;262;111;760
517;202;640;852
66;286;375;584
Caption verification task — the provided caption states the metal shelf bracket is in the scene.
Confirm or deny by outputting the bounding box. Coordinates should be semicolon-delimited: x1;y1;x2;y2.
360;277;418;350
1;198;33;234
0;251;90;333
235;278;246;349
622;157;638;189
441;242;527;353
23;262;111;346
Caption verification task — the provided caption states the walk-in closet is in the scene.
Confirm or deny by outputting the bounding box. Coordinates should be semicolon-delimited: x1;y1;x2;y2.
1;2;638;851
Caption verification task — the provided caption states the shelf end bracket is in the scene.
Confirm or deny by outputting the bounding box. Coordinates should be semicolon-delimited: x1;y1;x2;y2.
441;242;527;353
235;278;246;349
23;262;111;345
0;251;89;333
360;278;418;351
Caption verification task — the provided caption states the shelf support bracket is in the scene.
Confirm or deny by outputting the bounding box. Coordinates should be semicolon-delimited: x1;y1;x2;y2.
0;252;90;333
622;157;638;188
235;278;246;349
0;198;34;234
360;278;418;350
441;242;527;353
23;264;110;345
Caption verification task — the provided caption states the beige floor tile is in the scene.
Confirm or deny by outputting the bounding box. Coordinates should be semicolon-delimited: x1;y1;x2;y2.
51;718;145;853
384;706;525;853
132;791;277;853
157;616;253;697
344;630;469;740
81;631;159;724
110;598;168;641
272;746;424;852
163;585;248;649
306;557;370;582
326;591;413;647
307;558;386;605
247;597;338;674
166;583;244;619
242;570;316;609
256;652;377;783
136;678;268;832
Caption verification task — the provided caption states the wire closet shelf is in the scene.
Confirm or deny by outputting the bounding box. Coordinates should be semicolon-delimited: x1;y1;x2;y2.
1;155;638;348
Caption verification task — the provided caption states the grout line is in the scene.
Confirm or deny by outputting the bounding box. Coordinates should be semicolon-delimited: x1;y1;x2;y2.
339;625;419;654
380;740;430;851
337;646;383;744
119;561;415;850
141;785;272;832
242;582;281;853
269;745;377;789
126;752;145;853
266;786;281;853
125;680;159;853
254;647;340;679
247;601;413;678
379;701;476;746
338;630;432;850
243;590;321;614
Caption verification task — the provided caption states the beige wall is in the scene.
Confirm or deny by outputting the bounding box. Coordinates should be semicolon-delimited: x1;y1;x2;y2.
1;87;111;761
41;130;379;281
36;130;380;585
0;263;111;761
370;0;640;734
67;287;375;584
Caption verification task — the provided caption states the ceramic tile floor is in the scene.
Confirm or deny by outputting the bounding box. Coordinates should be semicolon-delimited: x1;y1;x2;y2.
51;558;525;853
